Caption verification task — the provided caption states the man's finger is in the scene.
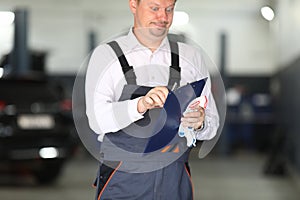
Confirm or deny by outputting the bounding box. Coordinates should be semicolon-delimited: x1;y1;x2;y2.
152;87;169;99
144;96;154;105
157;87;169;99
181;117;200;123
155;90;168;103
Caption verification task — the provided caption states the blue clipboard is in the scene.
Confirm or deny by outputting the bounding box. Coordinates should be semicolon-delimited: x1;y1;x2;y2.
144;78;207;153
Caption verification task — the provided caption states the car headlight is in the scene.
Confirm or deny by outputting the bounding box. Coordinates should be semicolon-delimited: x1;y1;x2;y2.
39;147;59;159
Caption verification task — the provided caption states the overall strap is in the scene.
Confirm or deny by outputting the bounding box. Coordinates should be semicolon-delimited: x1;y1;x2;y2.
107;40;181;87
107;41;137;85
168;40;181;89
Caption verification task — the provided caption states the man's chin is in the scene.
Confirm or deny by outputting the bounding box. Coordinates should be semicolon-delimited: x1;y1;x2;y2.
149;27;168;37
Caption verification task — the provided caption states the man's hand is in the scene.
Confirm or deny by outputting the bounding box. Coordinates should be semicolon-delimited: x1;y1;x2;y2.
137;86;169;113
181;107;205;130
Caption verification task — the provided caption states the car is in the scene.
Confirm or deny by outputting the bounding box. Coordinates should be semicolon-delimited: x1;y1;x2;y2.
0;77;78;184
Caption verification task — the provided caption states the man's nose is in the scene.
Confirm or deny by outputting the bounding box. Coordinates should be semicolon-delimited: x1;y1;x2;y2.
157;9;168;21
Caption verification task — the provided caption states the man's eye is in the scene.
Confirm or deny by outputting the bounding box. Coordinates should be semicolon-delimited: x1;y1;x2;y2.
151;7;159;11
166;7;174;13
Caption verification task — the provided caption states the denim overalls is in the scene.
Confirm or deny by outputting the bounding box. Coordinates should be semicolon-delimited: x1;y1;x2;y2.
94;40;194;200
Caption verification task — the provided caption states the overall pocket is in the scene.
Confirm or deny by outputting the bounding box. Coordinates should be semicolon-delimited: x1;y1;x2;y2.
94;161;122;200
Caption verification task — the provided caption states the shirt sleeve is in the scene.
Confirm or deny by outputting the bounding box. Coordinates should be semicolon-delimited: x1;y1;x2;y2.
85;45;144;142
94;90;144;134
190;50;220;141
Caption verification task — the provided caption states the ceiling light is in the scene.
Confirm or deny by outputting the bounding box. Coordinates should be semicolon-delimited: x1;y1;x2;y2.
0;11;15;26
173;11;189;26
261;6;275;21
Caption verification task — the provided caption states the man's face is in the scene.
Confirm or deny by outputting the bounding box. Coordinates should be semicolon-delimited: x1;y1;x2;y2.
130;0;176;38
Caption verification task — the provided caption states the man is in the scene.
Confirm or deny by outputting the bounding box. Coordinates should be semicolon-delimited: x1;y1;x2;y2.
85;0;219;199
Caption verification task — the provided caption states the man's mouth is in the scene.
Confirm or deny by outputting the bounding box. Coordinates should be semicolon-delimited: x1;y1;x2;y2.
152;22;168;28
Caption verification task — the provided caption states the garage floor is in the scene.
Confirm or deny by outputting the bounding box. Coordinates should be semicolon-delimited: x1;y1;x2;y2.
0;147;299;200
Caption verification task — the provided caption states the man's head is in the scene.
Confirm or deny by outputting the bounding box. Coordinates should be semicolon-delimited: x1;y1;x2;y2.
136;0;177;3
129;0;177;45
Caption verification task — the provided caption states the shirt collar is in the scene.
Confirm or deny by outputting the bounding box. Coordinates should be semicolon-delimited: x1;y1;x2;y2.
126;28;142;50
125;27;170;53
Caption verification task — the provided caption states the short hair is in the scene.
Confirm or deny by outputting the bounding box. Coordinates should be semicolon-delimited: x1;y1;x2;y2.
137;0;177;4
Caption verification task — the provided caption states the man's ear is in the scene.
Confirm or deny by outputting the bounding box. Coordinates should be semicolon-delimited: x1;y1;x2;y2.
129;0;137;14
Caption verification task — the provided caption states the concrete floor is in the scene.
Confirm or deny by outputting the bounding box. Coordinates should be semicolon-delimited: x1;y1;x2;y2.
190;152;300;200
0;147;299;200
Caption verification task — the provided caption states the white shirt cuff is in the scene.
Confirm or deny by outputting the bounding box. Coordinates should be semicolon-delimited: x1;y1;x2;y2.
128;97;145;122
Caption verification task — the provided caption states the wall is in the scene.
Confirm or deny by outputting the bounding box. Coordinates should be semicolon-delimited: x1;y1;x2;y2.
0;0;277;75
274;0;300;69
273;57;300;172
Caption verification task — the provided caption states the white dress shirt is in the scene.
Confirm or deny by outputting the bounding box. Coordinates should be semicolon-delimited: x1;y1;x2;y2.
85;29;219;142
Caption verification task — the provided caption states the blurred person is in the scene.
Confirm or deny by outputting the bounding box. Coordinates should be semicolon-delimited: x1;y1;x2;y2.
85;0;219;199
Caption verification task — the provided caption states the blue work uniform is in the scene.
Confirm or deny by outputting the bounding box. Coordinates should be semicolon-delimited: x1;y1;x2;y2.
94;40;194;200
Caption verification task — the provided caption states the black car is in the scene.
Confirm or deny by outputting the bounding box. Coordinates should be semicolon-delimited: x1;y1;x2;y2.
0;77;78;184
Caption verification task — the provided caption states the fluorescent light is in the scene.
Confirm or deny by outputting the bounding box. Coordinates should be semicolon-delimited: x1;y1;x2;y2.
0;68;3;78
173;11;189;26
39;147;59;159
0;11;15;26
261;6;275;21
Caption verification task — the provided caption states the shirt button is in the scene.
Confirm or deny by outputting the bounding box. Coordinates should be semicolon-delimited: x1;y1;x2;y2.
149;55;153;63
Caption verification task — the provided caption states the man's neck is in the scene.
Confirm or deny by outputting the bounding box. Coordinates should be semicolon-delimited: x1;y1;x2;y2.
133;28;166;52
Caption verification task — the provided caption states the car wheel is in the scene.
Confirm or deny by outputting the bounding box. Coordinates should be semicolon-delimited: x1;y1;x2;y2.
34;161;63;185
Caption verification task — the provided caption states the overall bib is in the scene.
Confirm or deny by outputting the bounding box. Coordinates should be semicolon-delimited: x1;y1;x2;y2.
94;40;194;200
